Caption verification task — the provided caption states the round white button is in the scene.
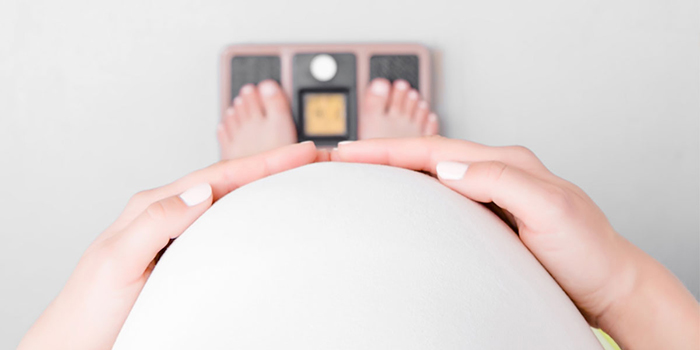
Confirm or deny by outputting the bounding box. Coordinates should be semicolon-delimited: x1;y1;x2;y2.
310;54;338;82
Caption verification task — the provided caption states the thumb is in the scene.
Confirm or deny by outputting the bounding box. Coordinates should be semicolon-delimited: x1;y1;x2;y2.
111;183;213;277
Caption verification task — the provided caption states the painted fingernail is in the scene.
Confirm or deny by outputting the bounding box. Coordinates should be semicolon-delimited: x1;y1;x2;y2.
259;81;278;96
436;161;469;180
370;80;390;95
180;183;212;207
338;140;353;146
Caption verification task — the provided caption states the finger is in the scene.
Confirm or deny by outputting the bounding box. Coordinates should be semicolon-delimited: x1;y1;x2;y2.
111;183;213;277
183;140;318;201
329;147;340;162
334;137;552;179
110;141;318;232
316;148;331;162
435;160;568;231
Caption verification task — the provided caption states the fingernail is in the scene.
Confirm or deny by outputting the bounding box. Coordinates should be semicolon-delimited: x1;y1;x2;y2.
408;90;419;100
418;101;429;109
428;113;438;122
370;80;390;95
300;140;315;146
436;161;468;180
259;81;278;96
338;140;353;146
233;97;243;106
180;183;212;207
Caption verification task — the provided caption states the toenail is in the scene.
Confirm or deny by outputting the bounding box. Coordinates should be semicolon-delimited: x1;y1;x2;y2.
259;82;278;97
370;81;390;96
241;85;254;94
408;91;419;100
395;80;409;90
418;101;429;109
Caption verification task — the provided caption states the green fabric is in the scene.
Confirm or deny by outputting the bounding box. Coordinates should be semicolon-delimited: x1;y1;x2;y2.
592;328;621;350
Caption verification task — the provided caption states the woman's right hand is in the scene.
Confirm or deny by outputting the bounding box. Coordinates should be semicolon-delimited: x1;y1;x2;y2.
19;141;320;350
333;136;699;350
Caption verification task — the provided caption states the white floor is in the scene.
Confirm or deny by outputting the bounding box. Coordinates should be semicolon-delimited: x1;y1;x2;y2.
1;0;698;348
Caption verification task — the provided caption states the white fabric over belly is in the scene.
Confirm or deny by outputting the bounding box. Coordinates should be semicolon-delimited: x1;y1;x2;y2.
114;162;601;349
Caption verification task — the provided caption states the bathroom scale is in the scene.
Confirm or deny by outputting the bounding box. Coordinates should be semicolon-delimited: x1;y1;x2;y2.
219;43;431;147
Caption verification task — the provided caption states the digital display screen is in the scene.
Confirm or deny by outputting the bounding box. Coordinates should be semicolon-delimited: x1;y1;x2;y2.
303;92;347;137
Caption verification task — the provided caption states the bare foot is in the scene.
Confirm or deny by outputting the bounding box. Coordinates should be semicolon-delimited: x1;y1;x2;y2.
217;80;297;160
359;78;439;139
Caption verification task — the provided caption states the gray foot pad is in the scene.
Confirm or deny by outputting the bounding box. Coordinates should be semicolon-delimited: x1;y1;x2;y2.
369;55;420;90
230;56;281;100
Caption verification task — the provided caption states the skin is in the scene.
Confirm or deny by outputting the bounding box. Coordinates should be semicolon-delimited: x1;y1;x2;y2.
19;137;698;349
332;136;700;350
218;79;439;160
217;80;298;160
18;142;319;350
358;78;439;139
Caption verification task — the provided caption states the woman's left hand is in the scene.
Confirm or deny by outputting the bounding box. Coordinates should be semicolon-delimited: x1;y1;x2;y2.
18;141;318;350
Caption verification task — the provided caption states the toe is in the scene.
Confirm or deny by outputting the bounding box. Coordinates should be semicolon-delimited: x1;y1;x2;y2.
404;89;420;117
413;100;430;126
216;123;229;144
224;106;239;130
388;80;410;116
223;106;236;125
258;80;290;120
240;84;264;119
423;113;439;136
363;78;391;117
233;96;248;120
217;123;232;160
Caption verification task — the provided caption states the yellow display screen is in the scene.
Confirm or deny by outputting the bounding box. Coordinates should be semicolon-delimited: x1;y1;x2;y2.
303;92;347;136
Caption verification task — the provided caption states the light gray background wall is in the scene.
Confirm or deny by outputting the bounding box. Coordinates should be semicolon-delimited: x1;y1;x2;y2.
0;0;697;347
